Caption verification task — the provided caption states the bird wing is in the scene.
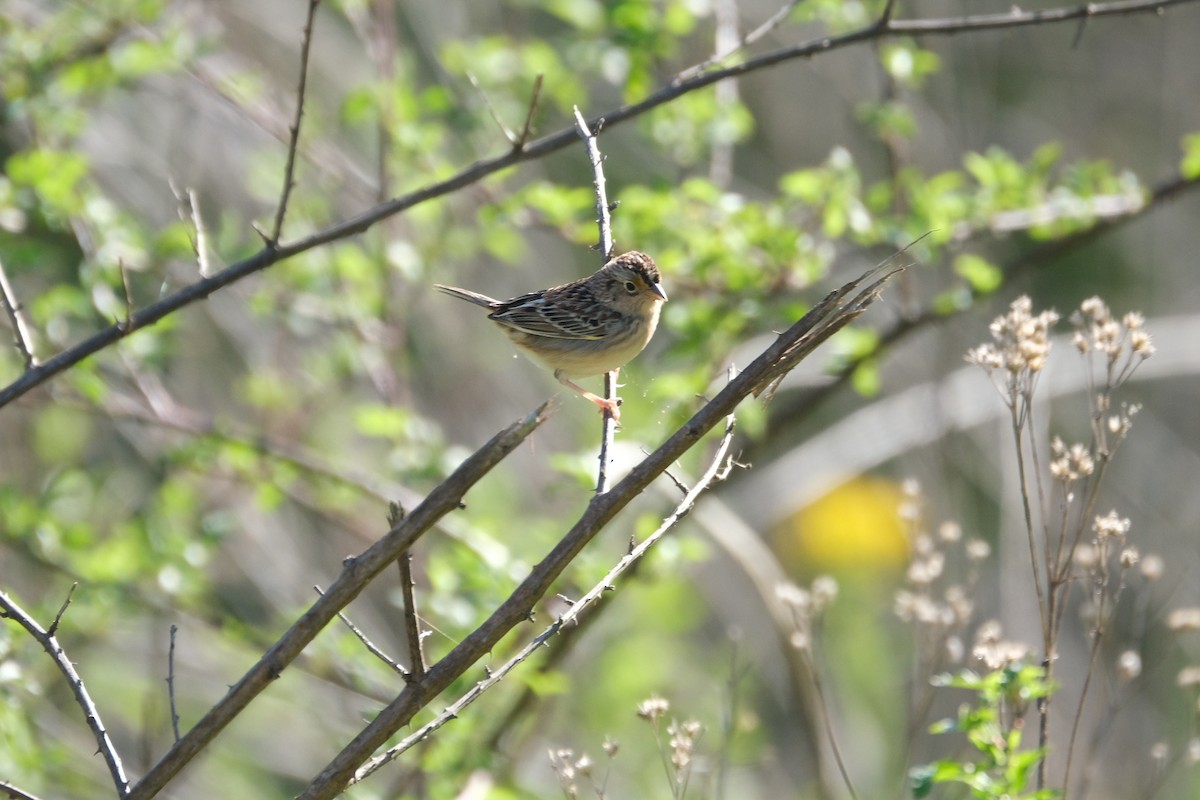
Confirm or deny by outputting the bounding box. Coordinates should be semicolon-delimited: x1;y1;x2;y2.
489;290;616;340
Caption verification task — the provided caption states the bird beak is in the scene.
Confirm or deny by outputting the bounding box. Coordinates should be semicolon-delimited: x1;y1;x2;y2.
651;282;668;302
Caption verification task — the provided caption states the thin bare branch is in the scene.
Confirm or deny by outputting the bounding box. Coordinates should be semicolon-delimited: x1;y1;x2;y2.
269;0;321;245
315;585;409;677
516;74;544;150
0;589;130;797
676;0;802;82
126;402;551;800
297;265;900;800
118;260;135;332
170;182;214;277
573;106;621;493
0;253;38;368
1;0;1196;411
467;72;518;144
166;624;182;743
351;415;739;784
391;502;427;679
0;780;45;800
47;582;77;636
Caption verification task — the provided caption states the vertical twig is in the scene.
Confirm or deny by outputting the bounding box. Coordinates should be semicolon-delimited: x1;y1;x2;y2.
572;106;619;494
268;0;321;245
166;624;182;743
0;254;39;368
709;0;738;187
0;588;131;797
391;502;427;679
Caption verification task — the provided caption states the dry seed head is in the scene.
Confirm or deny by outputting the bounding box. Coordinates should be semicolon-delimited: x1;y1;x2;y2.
966;539;991;561
1177;666;1200;688
967;295;1059;375
1117;650;1142;682
603;737;619;757
776;582;811;612
637;696;670;721
1168;608;1200;632
938;521;963;543
1093;511;1131;539
811;575;839;609
1074;543;1098;569
1140;554;1164;581
1120;547;1140;569
1050;438;1095;481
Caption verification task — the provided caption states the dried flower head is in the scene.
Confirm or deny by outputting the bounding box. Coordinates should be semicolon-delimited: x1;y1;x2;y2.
1168;608;1200;632
1071;297;1155;372
1050;437;1095;481
637;696;670;721
1117;650;1142;682
967;295;1060;377
972;620;1030;670
938;521;963;543
1140;554;1164;581
1093;511;1131;539
811;575;839;609
966;539;991;561
1177;666;1200;688
668;718;703;772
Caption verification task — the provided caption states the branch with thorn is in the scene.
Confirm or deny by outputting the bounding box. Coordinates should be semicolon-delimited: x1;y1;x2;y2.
572;106;621;495
0;586;130;797
350;414;740;786
293;261;902;800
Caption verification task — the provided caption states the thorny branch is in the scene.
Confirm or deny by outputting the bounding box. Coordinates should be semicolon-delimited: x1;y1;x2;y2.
573;106;621;494
0;588;130;797
350;415;740;786
125;403;550;800
268;0;320;245
296;264;900;799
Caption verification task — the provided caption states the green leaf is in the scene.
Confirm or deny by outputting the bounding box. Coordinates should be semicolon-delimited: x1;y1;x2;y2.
954;253;1003;294
1181;133;1200;179
354;404;416;439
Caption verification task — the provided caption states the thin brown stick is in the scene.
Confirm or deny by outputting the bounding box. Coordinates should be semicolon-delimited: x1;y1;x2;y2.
3;0;1187;411
397;553;425;678
573;105;620;494
516;74;544;150
0;588;130;797
166;624;182;743
269;0;321;245
0;254;38;368
392;502;427;679
295;265;899;799
315;585;409;676
351;415;740;784
125;402;550;800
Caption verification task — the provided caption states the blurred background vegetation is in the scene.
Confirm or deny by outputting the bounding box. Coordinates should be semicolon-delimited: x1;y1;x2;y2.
2;0;1199;798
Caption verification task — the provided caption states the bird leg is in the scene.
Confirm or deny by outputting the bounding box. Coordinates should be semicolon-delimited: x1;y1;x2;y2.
554;369;622;420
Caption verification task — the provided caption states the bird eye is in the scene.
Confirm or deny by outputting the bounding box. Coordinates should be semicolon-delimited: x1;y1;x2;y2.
623;280;638;294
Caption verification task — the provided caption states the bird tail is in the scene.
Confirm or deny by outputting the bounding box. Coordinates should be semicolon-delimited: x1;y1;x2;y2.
433;284;499;309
